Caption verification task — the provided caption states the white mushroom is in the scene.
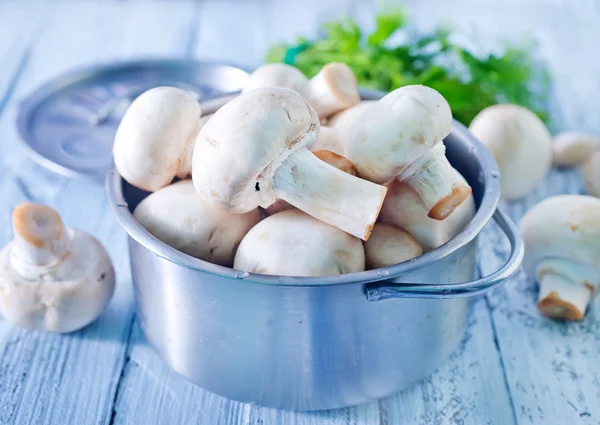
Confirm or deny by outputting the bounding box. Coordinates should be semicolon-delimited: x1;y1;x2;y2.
234;209;365;276
0;203;115;332
325;100;376;130
582;151;600;197
552;131;600;167
312;126;344;155
133;180;261;267
264;149;357;216
344;85;471;220
520;195;600;321
469;104;552;200
364;224;422;269
241;62;360;119
113;86;208;192
380;170;475;251
192;87;387;241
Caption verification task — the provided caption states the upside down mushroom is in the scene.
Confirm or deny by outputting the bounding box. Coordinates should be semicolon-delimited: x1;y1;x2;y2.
113;86;210;192
241;63;360;119
469;104;552;200
234;209;365;276
192;87;387;241
380;170;475;251
520;195;600;320
344;85;471;220
133;180;261;267
363;224;422;269
0;203;115;332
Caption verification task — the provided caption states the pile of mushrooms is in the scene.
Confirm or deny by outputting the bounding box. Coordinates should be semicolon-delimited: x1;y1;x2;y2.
111;61;475;280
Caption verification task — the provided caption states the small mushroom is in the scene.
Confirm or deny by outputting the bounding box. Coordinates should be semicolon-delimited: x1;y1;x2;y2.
192;87;387;240
364;224;422;269
552;132;600;167
113;86;207;192
234;209;365;276
469;104;552;200
312;127;344;155
264;150;357;216
582;151;600;197
133;180;261;266
380;171;475;251
0;203;115;332
241;63;360;119
325;100;376;130
344;85;471;220
520;195;600;320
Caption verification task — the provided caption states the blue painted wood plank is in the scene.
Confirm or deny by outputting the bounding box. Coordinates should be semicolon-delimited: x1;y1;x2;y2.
0;1;197;424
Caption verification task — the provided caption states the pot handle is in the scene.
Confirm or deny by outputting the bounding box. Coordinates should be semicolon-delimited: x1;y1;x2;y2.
365;208;524;300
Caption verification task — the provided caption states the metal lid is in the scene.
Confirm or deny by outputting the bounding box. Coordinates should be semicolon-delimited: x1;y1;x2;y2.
17;59;251;181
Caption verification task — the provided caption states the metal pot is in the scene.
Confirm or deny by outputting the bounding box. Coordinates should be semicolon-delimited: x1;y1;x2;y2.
107;90;523;411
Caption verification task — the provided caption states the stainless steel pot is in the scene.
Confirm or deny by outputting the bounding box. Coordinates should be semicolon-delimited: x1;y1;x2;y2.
107;90;523;411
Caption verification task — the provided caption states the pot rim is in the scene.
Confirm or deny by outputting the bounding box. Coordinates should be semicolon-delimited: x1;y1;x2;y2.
107;89;501;287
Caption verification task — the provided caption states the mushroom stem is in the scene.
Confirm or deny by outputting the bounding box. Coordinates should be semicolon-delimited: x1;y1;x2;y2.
536;258;598;320
11;203;71;269
271;148;387;240
397;143;471;220
305;63;360;118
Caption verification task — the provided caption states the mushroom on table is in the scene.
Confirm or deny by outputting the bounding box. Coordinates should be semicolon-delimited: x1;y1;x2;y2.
344;85;472;220
192;86;387;241
134;180;261;267
520;195;600;320
234;209;365;276
582;151;600;197
552;131;600;167
380;170;475;251
469;104;552;199
113;86;209;192
0;203;115;332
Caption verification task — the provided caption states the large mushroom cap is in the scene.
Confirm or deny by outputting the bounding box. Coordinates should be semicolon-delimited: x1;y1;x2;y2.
192;87;319;213
344;85;452;184
113;86;201;192
242;63;308;95
0;203;115;333
364;224;422;269
234;209;365;277
134;180;261;267
380;171;475;251
469;104;552;200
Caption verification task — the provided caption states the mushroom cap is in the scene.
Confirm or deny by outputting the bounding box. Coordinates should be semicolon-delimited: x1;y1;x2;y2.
234;209;365;276
113;86;201;192
326;100;376;130
582;151;600;197
469;104;552;200
364;223;422;269
344;85;452;184
242;63;308;95
552;131;600;167
0;230;115;333
134;180;261;267
520;195;600;276
192;87;319;213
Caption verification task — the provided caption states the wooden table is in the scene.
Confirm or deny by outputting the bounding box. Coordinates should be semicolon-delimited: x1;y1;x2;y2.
0;1;598;424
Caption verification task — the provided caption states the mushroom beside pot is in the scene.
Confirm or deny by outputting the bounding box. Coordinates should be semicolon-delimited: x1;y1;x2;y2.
113;86;210;192
469;104;552;200
133;180;261;267
241;62;360;119
379;170;475;251
192;87;387;241
364;224;422;269
520;195;600;320
344;85;472;220
552;131;600;167
0;203;115;332
582;151;600;197
234;209;365;276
